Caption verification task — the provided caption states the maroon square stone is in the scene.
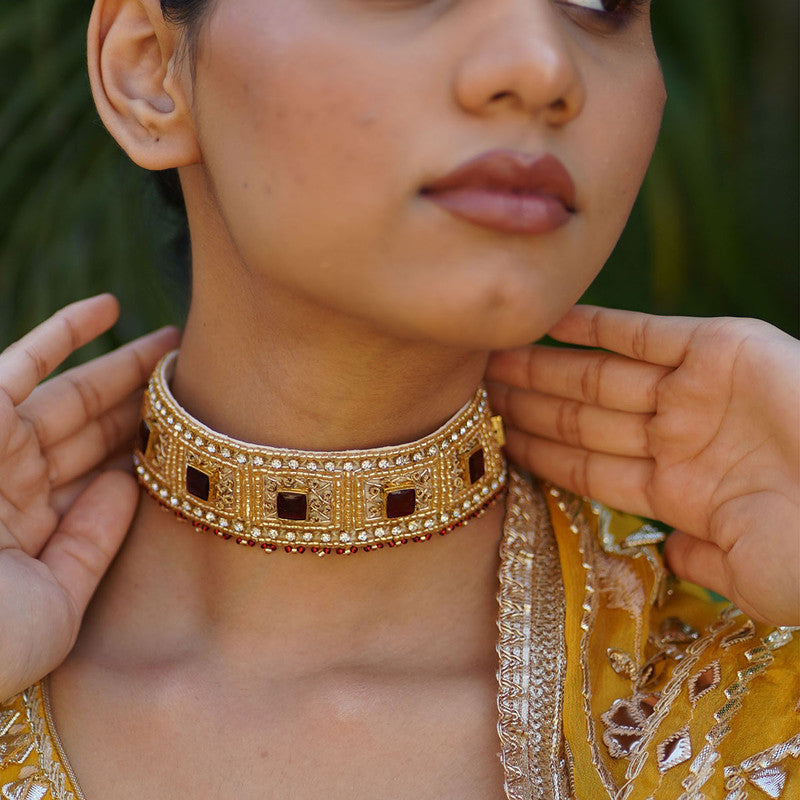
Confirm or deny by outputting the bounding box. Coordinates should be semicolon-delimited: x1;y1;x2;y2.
468;447;485;484
277;491;308;521
385;487;416;519
186;465;211;502
138;419;151;455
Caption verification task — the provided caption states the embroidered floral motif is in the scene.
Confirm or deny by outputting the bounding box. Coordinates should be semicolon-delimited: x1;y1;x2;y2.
601;694;659;759
687;661;721;706
657;726;693;773
720;619;756;650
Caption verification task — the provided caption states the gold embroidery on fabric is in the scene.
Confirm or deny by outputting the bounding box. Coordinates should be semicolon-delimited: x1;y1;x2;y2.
0;771;50;800
657;725;693;773
22;685;78;800
676;628;798;800
616;606;740;799
496;470;569;800
551;487;620;798
722;731;800;799
687;662;721;706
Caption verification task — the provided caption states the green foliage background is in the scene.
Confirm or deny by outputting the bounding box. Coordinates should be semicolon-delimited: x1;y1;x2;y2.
1;1;798;363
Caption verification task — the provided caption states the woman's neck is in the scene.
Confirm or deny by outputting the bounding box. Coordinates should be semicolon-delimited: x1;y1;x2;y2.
172;275;489;451
72;270;506;678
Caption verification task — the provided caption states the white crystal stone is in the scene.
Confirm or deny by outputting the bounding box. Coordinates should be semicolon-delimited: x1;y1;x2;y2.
462;500;470;510
424;519;435;529
286;532;296;541
324;461;335;471
466;419;473;428
459;427;466;435
442;440;450;450
395;456;407;466
251;527;261;537
308;462;318;471
167;415;174;425
491;480;499;491
408;521;419;532
340;533;351;543
170;496;179;506
428;446;438;456
358;531;369;542
375;527;385;537
271;458;282;469
321;533;331;543
361;460;373;469
143;471;151;482
234;522;244;532
206;512;215;522
412;452;423;462
391;526;403;536
440;513;450;523
184;431;192;441
379;459;390;469
174;423;182;432
253;456;264;466
219;518;228;528
193;507;203;516
289;459;299;469
343;461;354;471
194;437;203;447
136;465;145;475
207;445;216;454
303;532;313;542
221;448;231;458
473;494;480;504
236;454;247;464
481;486;489;496
155;401;162;411
160;488;168;498
150;482;158;492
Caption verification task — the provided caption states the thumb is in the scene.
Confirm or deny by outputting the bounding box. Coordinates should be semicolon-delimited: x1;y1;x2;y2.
40;470;139;621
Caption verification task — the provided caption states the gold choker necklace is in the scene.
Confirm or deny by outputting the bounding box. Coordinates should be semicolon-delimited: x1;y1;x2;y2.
135;351;508;556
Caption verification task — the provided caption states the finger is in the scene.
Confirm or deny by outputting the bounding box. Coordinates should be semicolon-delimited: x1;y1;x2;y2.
663;531;732;601
0;294;120;406
44;393;142;488
504;426;656;518
486;345;670;413
50;450;136;517
39;470;138;616
487;383;652;458
547;305;705;368
20;325;180;448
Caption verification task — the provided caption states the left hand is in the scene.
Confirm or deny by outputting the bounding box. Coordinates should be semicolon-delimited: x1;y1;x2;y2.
485;305;800;626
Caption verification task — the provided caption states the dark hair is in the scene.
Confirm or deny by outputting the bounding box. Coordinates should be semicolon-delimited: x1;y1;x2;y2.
153;0;213;212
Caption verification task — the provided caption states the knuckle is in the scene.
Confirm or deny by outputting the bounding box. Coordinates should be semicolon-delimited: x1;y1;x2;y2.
67;375;103;421
23;345;49;385
555;399;583;447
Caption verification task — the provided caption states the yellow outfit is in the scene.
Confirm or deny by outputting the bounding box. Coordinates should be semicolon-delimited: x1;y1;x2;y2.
1;468;797;799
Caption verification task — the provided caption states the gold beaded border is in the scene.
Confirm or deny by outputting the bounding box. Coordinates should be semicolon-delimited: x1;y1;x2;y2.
135;351;508;555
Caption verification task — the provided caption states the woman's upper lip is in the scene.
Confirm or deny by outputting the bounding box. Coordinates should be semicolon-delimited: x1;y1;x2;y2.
421;149;577;212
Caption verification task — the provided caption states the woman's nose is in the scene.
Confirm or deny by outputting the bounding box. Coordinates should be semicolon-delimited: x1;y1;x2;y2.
453;2;586;126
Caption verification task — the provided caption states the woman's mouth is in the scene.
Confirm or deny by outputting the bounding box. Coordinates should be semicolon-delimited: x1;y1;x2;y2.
420;150;576;235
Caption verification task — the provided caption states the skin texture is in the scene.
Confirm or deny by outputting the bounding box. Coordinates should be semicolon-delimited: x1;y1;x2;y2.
13;1;796;798
48;2;668;797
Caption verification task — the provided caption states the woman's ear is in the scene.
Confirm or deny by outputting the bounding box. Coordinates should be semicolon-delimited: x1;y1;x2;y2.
87;0;201;169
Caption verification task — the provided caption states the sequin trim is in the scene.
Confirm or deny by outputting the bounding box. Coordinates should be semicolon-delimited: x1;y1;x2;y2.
495;469;569;800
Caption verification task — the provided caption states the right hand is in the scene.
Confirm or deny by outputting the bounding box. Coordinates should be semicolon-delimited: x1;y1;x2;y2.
0;294;180;701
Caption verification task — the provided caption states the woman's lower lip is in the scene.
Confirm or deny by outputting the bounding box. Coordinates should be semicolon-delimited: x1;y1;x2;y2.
422;188;572;235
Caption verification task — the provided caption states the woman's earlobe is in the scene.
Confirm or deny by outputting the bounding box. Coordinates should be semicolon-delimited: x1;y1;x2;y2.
87;0;200;170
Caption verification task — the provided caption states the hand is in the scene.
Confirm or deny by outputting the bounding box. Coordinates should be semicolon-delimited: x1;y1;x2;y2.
486;305;800;626
0;295;180;701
